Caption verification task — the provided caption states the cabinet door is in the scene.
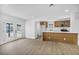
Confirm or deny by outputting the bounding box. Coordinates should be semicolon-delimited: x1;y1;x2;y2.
64;34;77;44
65;21;70;27
54;21;61;27
52;33;66;43
48;33;55;41
40;21;48;28
43;32;50;41
43;32;55;41
54;20;70;27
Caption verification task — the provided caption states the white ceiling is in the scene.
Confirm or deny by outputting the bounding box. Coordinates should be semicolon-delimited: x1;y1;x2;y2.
0;4;79;20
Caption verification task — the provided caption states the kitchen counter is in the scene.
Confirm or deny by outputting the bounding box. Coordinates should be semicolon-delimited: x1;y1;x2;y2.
43;31;78;45
43;31;78;34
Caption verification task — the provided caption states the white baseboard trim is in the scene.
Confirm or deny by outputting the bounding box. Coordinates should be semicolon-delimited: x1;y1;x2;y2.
25;37;36;40
0;37;25;46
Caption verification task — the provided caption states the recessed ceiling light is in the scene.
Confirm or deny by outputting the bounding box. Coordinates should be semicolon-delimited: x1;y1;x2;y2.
65;9;69;13
32;16;34;18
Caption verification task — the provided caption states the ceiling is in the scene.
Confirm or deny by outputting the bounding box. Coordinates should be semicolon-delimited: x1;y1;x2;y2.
0;4;79;20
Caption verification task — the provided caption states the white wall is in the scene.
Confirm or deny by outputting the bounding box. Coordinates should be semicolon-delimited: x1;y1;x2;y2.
70;12;79;32
0;5;3;13
25;20;36;39
0;13;25;45
70;12;79;45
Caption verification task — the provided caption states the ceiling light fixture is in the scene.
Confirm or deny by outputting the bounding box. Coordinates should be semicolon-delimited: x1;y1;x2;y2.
65;9;69;13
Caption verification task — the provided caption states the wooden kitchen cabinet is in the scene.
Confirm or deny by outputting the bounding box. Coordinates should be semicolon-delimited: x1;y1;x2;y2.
54;20;70;27
43;32;77;45
63;34;77;44
40;21;48;28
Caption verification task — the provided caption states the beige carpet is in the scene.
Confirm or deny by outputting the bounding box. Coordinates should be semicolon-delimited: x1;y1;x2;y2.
0;38;79;55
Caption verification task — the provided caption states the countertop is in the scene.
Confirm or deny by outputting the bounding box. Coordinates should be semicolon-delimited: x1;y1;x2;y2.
43;31;78;34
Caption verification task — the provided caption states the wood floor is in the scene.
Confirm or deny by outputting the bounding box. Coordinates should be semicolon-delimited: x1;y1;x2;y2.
0;38;79;55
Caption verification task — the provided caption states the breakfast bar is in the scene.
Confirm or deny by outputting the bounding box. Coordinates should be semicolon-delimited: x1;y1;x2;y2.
43;31;78;45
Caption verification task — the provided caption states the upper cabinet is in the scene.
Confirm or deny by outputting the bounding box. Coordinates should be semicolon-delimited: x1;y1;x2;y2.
54;20;70;27
40;21;48;28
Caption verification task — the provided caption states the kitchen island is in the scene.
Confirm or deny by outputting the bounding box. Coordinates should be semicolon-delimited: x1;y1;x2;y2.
43;31;78;45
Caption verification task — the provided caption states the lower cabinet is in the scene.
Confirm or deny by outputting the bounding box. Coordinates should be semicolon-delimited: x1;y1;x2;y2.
43;32;77;45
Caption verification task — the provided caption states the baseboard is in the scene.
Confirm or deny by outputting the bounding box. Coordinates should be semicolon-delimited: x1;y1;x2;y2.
25;37;36;40
25;36;37;39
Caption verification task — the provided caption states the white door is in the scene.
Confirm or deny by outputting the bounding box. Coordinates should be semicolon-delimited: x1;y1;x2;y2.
35;22;41;38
